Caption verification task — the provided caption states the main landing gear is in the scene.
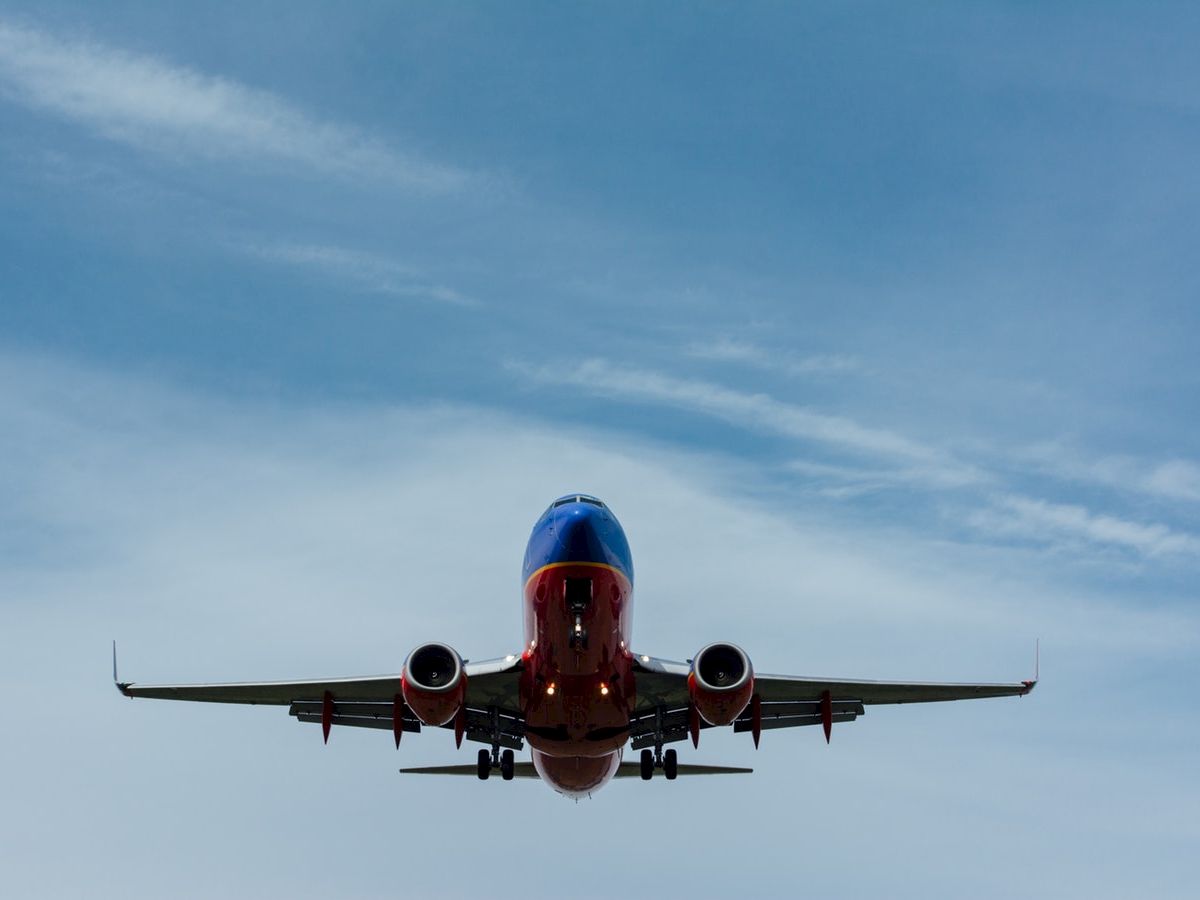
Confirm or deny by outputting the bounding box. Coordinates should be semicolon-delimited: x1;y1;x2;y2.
476;707;515;781
639;747;677;781
476;747;515;780
640;705;678;781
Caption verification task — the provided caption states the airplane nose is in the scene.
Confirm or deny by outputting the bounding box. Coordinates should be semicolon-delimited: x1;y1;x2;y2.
554;505;609;564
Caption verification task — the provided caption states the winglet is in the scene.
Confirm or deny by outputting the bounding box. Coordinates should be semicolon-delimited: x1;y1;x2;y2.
1020;639;1039;696
112;640;132;696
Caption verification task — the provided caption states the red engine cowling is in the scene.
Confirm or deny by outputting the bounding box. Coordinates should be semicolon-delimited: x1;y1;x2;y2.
401;642;467;727
688;642;754;726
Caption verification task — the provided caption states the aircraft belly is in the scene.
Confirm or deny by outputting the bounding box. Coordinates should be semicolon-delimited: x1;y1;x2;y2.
522;562;635;757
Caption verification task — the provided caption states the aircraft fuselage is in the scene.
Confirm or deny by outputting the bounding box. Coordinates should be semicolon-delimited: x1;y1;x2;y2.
519;495;635;795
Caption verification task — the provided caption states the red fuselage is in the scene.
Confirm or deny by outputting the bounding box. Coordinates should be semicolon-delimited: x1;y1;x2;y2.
517;497;635;795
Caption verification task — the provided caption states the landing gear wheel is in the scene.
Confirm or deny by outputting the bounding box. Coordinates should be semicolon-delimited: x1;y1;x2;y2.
663;748;678;780
477;748;491;780
640;748;654;781
500;748;515;781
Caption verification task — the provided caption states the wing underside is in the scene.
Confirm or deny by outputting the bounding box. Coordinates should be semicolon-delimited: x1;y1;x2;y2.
117;655;528;749
630;654;1034;746
116;648;1033;754
399;762;752;778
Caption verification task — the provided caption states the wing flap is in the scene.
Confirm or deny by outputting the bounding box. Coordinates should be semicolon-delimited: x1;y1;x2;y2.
732;711;858;733
290;700;422;734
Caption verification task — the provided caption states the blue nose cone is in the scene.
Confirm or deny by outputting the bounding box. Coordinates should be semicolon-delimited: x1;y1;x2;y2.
523;495;635;583
554;503;610;563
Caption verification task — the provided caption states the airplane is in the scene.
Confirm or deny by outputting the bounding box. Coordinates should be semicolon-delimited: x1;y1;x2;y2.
115;493;1036;798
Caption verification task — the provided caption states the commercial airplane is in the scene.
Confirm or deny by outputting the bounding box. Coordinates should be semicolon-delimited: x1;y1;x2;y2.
116;494;1036;798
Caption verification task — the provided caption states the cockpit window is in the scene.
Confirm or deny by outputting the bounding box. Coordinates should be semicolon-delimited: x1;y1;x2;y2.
551;495;606;509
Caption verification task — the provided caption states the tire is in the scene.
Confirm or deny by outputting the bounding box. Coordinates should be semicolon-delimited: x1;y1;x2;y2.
500;748;515;781
640;748;654;781
663;748;678;781
477;748;491;780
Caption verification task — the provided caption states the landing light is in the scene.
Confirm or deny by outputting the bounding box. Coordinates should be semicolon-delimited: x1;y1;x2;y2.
600;684;609;696
546;684;556;696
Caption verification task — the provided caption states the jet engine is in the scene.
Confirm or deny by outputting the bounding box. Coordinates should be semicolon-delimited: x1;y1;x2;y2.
688;642;754;726
401;642;467;726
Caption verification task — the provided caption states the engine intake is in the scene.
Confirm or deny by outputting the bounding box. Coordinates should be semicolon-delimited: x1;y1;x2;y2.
401;642;467;726
689;642;754;726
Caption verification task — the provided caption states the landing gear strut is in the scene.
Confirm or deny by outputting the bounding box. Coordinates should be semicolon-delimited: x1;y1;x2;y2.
476;707;516;781
641;707;679;780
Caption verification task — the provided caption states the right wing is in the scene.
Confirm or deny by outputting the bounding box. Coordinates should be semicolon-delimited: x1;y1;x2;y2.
116;650;526;749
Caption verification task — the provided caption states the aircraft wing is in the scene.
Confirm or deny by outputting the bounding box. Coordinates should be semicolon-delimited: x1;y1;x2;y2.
629;653;1034;746
115;649;526;748
399;762;752;778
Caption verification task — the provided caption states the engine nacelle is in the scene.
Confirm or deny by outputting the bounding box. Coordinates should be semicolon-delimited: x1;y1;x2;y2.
688;642;754;726
401;642;467;727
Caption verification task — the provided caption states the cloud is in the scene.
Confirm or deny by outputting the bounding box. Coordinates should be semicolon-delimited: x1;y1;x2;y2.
510;357;982;486
971;494;1200;558
1020;444;1200;505
1144;459;1200;503
785;458;966;497
245;242;477;307
508;359;1200;564
0;19;467;190
686;338;861;377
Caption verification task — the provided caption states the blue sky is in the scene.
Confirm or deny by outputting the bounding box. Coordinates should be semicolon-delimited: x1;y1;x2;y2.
1;4;1198;897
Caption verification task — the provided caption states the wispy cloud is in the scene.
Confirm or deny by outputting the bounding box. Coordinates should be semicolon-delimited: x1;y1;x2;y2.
510;357;981;485
0;19;467;190
785;458;969;496
971;494;1200;558
510;358;1200;563
1019;444;1200;505
686;338;860;377
246;242;477;307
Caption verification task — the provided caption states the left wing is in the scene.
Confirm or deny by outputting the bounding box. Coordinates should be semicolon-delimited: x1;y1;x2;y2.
116;650;526;749
630;654;1035;747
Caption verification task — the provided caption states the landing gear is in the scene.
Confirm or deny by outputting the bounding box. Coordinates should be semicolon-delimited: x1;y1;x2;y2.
642;706;680;781
566;577;591;650
476;707;515;782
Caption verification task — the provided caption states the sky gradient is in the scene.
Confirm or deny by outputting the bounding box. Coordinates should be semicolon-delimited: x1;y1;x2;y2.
2;4;1198;898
